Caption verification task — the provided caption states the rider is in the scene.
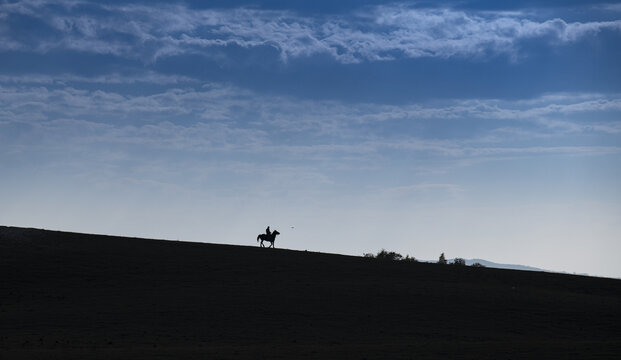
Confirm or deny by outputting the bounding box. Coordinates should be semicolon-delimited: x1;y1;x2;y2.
265;226;271;237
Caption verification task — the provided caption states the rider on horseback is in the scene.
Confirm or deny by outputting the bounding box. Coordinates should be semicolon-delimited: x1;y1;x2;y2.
257;226;280;248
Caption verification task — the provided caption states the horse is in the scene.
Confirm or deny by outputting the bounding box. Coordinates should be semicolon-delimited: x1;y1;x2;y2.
257;230;280;248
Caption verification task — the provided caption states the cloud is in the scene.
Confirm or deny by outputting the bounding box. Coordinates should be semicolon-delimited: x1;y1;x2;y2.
1;1;620;63
1;77;620;167
1;78;619;126
380;183;465;196
0;72;196;85
599;4;621;12
350;95;621;138
465;145;621;156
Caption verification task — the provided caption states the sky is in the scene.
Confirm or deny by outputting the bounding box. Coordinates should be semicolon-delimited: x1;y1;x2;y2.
1;0;620;278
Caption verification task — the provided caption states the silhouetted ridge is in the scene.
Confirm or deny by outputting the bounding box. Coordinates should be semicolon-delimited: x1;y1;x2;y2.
1;226;620;359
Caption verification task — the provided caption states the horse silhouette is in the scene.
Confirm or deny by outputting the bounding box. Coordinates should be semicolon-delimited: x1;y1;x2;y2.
257;230;280;248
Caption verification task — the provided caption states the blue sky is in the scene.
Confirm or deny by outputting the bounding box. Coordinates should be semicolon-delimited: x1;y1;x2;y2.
1;0;620;277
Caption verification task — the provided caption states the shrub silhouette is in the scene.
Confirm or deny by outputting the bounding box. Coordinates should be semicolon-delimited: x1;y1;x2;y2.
471;262;485;267
438;252;447;264
453;258;466;266
364;250;416;261
375;249;403;261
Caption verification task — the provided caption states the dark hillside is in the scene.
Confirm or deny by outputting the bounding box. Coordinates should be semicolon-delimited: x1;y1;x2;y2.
1;226;620;359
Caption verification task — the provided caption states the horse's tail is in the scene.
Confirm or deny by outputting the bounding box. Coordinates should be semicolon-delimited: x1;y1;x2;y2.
257;234;261;242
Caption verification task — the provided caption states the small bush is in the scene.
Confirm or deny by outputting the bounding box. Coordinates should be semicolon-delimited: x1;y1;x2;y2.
471;262;485;267
438;252;447;265
453;258;466;266
375;249;403;261
364;250;417;261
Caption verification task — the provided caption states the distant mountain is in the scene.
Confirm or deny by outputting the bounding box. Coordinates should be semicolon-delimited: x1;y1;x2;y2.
451;258;590;276
421;258;546;272
463;259;546;272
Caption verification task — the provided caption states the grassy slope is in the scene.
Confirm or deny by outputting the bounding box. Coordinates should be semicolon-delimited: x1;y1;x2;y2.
1;226;620;359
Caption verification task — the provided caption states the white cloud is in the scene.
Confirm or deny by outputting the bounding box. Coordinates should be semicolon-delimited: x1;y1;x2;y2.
0;72;196;85
1;78;620;165
599;3;621;12
1;1;620;63
1;80;619;126
380;183;465;197
465;145;621;156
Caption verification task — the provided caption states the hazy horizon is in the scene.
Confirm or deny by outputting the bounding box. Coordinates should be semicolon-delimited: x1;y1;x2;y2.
1;0;620;278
